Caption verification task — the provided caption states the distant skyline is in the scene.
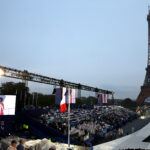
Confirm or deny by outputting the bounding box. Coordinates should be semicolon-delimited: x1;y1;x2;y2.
0;0;150;99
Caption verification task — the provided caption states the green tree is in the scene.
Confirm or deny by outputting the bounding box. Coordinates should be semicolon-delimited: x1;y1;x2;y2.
37;94;55;107
121;98;136;110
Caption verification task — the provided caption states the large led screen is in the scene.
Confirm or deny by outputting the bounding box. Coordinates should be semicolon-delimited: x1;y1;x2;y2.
0;95;16;115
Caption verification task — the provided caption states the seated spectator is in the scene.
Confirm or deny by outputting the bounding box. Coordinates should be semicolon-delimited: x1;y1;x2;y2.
35;105;137;146
49;146;56;150
17;139;24;150
7;140;17;150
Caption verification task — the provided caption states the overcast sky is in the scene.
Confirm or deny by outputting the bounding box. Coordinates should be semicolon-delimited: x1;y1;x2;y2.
0;0;150;99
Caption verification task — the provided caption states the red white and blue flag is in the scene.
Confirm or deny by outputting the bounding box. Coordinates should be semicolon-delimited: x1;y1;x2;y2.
98;94;108;104
103;94;108;104
65;88;76;104
55;88;76;113
98;94;102;104
61;87;67;113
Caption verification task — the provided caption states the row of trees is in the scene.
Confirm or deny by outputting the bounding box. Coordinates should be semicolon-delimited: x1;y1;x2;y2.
0;82;55;111
0;82;139;111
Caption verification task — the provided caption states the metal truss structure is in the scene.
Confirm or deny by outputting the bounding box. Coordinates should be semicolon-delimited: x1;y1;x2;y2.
0;65;113;95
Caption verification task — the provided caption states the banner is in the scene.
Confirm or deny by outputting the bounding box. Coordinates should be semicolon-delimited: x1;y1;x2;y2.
55;88;76;105
55;88;62;105
98;94;108;104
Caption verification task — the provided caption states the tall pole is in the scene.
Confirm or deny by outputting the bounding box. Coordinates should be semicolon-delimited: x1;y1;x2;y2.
112;92;115;113
78;89;81;99
36;93;38;107
32;93;34;105
68;88;71;148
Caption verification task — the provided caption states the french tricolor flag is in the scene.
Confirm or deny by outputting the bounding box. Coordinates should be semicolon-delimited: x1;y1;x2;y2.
102;94;108;104
60;88;67;113
54;88;76;113
98;94;108;104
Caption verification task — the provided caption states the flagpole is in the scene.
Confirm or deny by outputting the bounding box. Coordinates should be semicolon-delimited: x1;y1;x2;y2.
23;91;26;107
112;92;114;113
36;93;38;107
32;93;34;105
68;88;71;148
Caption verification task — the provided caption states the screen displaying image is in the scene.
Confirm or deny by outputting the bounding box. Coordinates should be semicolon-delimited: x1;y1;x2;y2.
0;95;16;115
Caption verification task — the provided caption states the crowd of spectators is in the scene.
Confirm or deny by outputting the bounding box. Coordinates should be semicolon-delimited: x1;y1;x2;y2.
37;105;138;146
1;138;57;150
6;139;24;150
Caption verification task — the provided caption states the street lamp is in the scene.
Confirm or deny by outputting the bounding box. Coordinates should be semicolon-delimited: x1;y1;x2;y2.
0;68;4;76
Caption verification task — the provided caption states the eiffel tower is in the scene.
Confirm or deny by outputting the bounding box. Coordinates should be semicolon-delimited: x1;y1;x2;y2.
136;8;150;106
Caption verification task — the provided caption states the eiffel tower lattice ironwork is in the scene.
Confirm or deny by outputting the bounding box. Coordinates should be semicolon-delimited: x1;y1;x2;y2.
136;8;150;105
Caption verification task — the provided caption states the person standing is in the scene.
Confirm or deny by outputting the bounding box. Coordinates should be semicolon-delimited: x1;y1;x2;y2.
7;140;17;150
17;139;24;150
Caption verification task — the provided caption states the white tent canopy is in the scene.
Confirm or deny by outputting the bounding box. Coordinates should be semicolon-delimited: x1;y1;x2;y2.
93;122;150;150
